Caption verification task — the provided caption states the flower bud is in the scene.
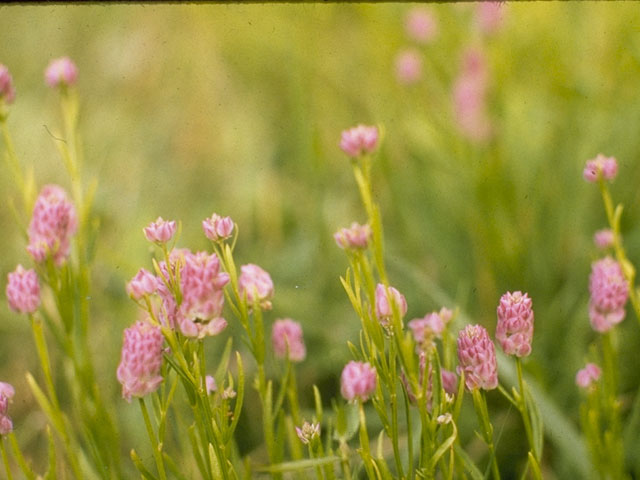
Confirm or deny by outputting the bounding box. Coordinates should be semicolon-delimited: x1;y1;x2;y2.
143;217;177;244
583;154;618;183
126;268;158;300
295;421;320;445
575;363;601;389
333;222;371;250
202;213;234;242
239;263;274;310
594;229;614;250
44;57;78;88
0;65;16;105
272;318;306;362
375;283;407;324
340;361;377;402
6;265;40;314
339;125;379;158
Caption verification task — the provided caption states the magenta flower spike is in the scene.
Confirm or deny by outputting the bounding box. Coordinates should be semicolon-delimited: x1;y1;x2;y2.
575;363;601;389
375;283;408;324
496;291;534;357
143;217;177;244
0;382;14;436
272;318;306;362
395;49;423;85
0;64;16;105
27;185;78;266
583;154;618;183
457;324;498;391
44;57;78;88
405;7;438;44
6;265;40;314
126;268;158;300
340;361;377;402
117;320;164;402
589;257;629;332
239;263;274;310
333;222;372;250
339;125;379;158
202;213;234;242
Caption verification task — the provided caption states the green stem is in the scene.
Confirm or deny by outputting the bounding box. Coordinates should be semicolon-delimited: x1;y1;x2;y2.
30;315;60;412
516;358;536;460
139;397;167;480
471;389;500;480
358;402;376;479
601;332;624;479
0;438;13;480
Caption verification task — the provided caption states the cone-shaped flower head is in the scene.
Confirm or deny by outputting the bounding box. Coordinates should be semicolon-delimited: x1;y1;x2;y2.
583;154;618;183
0;382;14;436
239;263;274;310
117;320;164;402
339;125;379;158
27;185;77;266
340;361;377;402
296;421;320;445
143;217;176;244
272;318;306;362
395;49;422;85
6;265;40;314
496;291;534;357
576;363;601;389
589;257;629;332
594;229;615;250
375;283;408;324
457;324;498;391
126;268;158;300
405;7;438;44
0;65;16;105
202;213;234;242
44;57;78;88
334;222;371;250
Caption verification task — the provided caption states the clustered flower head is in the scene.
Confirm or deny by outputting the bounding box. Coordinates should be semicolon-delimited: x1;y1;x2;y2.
375;283;408;325
143;217;177;244
588;257;629;333
117;320;164;402
239;263;274;310
453;49;491;142
334;222;371;250
594;229;615;250
341;361;377;402
126;268;158;301
271;318;306;362
0;64;16;105
583;154;618;183
295;421;320;445
6;265;40;314
496;291;534;357
0;382;14;435
339;124;379;158
457;324;498;391
394;49;422;85
44;57;78;88
202;213;234;242
575;363;601;389
27;184;78;266
405;7;438;44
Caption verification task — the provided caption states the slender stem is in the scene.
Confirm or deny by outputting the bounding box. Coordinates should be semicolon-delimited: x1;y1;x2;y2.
601;332;624;479
139;397;167;480
0;438;13;480
29;315;60;412
516;358;536;460
388;341;404;478
358;402;376;479
471;389;500;480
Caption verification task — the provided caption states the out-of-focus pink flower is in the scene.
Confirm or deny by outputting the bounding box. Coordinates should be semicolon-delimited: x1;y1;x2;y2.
6;265;40;314
375;283;408;324
453;49;491;142
44;57;78;88
143;217;177;244
0;65;16;105
117;320;164;402
239;263;274;310
27;185;77;266
496;291;534;357
583;154;618;183
589;257;628;332
594;229;615;250
405;7;438;44
334;222;371;250
339;125;379;158
457;324;498;391
202;213;234;242
272;318;306;362
341;361;377;402
0;382;13;436
126;268;158;300
408;312;445;349
0;383;15;401
441;369;458;395
576;363;601;389
206;375;217;395
296;421;320;445
395;49;422;85
400;353;459;408
474;2;504;34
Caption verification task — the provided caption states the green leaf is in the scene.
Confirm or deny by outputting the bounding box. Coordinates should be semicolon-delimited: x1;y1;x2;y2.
313;385;324;424
254;456;340;473
453;444;484;480
44;426;57;480
524;383;544;461
130;449;159;480
214;337;234;383
527;451;543;480
430;425;456;468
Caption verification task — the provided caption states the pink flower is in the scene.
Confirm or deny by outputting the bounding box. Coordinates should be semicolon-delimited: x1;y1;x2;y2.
474;2;504;34
496;291;534;357
453;49;491;142
126;268;158;300
457;324;498;391
400;354;458;407
405;7;438;44
27;185;77;266
202;213;234;242
0;383;15;401
340;361;377;402
583;154;618;183
206;375;217;394
117;320;164;402
339;125;379;158
441;369;458;395
0;65;16;105
44;57;78;88
143;217;177;244
395;49;422;85
6;265;40;314
375;283;408;324
296;421;320;445
272;318;306;362
408;312;445;350
594;229;615;250
589;257;629;332
334;222;371;250
576;363;601;389
239;263;274;310
0;382;13;436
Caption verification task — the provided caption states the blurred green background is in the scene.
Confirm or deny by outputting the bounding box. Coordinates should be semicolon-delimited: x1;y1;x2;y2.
2;3;640;477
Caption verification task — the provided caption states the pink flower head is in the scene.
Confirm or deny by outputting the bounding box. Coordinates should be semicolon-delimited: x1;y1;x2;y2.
583;154;618;183
6;265;40;314
177;251;230;338
339;125;379;158
0;382;13;436
44;57;78;88
405;7;438;44
589;257;629;332
395;49;422;85
576;363;601;389
474;2;504;34
0;65;16;105
126;268;158;300
202;213;234;242
272;318;306;362
340;361;377;402
408;312;445;349
143;217;177;244
441;369;458;396
239;263;274;310
334;222;371;250
457;324;498;391
296;421;320;445
594;229;615;250
496;291;534;357
27;185;77;266
0;383;15;401
206;375;217;395
453;49;491;142
117;320;164;402
375;283;408;324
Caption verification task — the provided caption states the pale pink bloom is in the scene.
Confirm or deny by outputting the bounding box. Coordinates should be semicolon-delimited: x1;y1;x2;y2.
341;361;377;402
44;57;78;88
405;7;438;44
202;213;234;242
0;65;16;104
453;49;491;142
441;369;458;395
206;375;217;394
272;318;306;362
339;125;379;158
0;383;12;435
594;229;615;249
496;291;534;357
296;421;320;445
333;222;371;250
474;2;504;34
0;383;15;401
117;320;164;402
27;185;77;266
589;257;629;332
239;263;274;310
375;283;408;324
457;324;498;391
583;154;618;183
395;49;422;85
143;217;177;244
126;268;158;300
6;265;40;314
576;363;601;389
408;313;445;350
